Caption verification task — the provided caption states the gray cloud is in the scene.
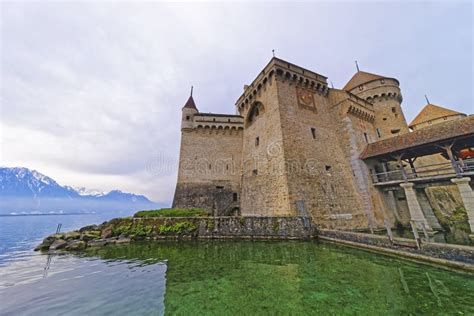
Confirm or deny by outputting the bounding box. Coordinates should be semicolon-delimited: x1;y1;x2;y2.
1;1;472;203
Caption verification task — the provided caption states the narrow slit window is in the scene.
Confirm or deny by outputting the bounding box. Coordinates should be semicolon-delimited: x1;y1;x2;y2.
363;132;369;143
311;127;316;139
255;137;260;146
376;128;381;138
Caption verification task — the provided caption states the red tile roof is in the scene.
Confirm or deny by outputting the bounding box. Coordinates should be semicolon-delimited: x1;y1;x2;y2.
343;71;385;91
182;95;198;110
408;103;466;128
361;115;474;159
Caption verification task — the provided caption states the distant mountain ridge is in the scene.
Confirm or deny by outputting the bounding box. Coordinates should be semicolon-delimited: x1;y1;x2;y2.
0;167;159;214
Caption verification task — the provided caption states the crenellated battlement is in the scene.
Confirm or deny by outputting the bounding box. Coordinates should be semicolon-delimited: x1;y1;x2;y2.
188;113;244;132
236;58;328;116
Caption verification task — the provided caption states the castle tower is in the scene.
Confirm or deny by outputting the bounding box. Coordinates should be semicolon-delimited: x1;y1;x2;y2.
173;90;244;216
181;88;198;130
343;71;409;140
235;58;370;229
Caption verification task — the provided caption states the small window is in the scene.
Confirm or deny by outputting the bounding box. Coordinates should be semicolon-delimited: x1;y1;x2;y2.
383;117;387;121
226;165;229;170
443;116;447;120
213;118;216;122
376;128;381;138
359;86;364;91
311;127;316;139
253;169;258;175
363;132;369;143
255;137;260;146
209;164;212;170
325;165;331;171
391;107;396;113
380;79;385;84
228;119;231;122
216;186;224;190
186;116;190;120
233;193;238;202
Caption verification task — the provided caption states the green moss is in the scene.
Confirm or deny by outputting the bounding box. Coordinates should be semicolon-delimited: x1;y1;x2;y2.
134;208;208;218
131;223;154;237
450;207;468;222
81;230;101;241
112;222;153;237
112;223;132;236
207;219;215;230
158;221;198;235
272;220;280;233
432;208;450;231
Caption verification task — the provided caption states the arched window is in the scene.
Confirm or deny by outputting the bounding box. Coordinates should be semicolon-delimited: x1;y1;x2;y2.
246;102;265;127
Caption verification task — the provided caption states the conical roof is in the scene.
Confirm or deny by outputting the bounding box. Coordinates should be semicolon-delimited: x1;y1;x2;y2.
409;104;465;128
182;95;198;111
343;71;385;91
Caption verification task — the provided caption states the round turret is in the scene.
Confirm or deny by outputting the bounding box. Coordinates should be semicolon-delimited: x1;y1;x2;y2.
181;94;198;130
344;71;409;139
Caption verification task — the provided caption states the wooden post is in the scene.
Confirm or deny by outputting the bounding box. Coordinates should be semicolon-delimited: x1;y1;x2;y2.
381;161;389;182
407;158;417;178
440;143;462;177
396;154;408;182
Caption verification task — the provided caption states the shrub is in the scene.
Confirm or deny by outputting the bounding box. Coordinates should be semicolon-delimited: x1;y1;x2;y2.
134;208;208;218
158;221;198;235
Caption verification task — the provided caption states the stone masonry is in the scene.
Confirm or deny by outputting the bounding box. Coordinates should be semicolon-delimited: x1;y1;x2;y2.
173;57;473;231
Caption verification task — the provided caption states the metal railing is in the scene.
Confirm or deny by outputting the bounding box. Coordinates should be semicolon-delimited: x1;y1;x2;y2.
372;158;474;184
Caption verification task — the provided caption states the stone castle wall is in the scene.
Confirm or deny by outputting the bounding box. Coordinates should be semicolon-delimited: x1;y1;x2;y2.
239;74;291;216
173;126;243;215
274;80;372;229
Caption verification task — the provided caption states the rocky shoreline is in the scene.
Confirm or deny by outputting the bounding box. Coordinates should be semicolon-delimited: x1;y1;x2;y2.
34;223;132;252
35;216;315;251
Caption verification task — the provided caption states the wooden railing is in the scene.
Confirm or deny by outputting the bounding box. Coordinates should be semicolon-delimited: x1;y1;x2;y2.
372;158;474;184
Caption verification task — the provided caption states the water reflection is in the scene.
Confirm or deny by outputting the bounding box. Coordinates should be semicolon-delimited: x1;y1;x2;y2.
0;240;473;315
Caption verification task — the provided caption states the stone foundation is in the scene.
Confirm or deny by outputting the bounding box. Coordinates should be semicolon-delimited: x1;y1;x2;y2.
319;229;474;268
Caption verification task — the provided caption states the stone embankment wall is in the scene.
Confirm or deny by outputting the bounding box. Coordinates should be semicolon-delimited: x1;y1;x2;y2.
319;229;474;269
117;216;315;239
35;216;315;252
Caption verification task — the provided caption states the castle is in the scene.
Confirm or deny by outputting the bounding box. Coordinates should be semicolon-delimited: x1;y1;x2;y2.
173;57;474;232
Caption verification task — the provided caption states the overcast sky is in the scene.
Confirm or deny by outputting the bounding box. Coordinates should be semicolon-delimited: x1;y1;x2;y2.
1;1;472;204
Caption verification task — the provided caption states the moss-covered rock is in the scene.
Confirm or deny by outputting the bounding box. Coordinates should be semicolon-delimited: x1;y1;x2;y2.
81;230;101;241
64;231;81;241
65;240;86;251
49;239;67;250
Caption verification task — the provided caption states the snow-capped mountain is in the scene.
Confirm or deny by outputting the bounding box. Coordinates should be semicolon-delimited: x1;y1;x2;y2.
72;186;106;197
0;167;159;214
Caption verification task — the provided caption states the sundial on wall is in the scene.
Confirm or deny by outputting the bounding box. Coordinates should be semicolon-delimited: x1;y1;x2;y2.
296;87;316;110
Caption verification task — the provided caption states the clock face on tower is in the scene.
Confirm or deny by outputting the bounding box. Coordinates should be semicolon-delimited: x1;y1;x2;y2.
296;87;315;109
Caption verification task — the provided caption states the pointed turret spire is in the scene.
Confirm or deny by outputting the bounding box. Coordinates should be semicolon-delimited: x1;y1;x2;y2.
182;86;198;111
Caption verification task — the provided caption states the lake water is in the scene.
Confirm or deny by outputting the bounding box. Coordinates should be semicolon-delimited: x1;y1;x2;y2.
0;214;473;315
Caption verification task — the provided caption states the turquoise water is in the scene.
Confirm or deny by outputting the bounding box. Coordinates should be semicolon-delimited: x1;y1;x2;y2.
1;239;473;315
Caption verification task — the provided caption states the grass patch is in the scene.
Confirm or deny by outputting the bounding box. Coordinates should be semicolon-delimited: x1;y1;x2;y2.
134;208;208;218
